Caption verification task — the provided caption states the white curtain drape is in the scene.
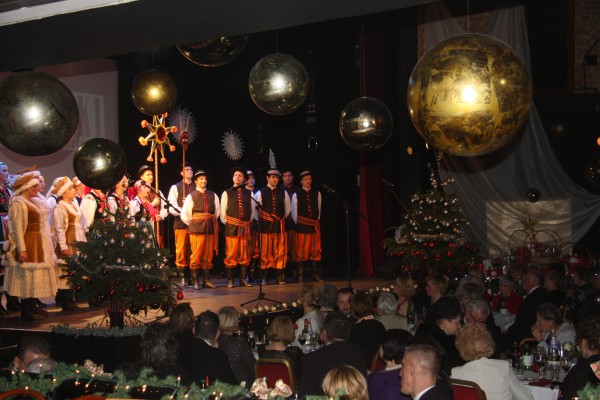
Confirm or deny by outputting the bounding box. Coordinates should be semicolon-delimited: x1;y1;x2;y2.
421;0;600;254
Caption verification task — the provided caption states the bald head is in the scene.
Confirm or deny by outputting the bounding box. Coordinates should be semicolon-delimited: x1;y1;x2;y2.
400;344;441;397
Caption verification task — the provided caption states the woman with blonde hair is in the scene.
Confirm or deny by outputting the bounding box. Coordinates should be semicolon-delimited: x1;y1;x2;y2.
217;306;255;387
322;364;368;400
392;274;417;317
451;323;532;400
293;284;322;347
258;315;303;376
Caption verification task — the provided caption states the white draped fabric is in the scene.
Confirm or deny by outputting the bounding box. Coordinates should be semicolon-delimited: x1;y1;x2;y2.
421;1;600;254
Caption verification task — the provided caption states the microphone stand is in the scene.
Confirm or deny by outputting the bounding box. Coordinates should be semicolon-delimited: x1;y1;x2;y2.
241;189;282;307
143;183;180;214
321;184;361;289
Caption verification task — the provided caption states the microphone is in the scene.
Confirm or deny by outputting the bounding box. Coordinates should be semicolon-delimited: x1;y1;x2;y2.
381;178;395;187
321;183;337;194
139;180;157;194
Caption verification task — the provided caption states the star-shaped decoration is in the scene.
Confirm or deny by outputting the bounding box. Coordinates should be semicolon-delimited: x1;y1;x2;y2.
138;112;178;164
521;215;537;232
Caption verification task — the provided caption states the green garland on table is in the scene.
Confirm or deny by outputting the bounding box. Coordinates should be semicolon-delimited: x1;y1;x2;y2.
577;382;600;400
0;362;246;399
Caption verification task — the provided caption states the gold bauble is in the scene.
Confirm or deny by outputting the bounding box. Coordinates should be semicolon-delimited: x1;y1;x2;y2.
407;34;532;156
248;53;309;115
131;69;177;116
177;36;248;67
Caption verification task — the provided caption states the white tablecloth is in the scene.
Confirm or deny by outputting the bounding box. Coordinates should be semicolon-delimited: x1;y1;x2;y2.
519;370;564;400
493;311;516;332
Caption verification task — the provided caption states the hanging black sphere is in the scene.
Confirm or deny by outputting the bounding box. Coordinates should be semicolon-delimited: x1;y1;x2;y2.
526;188;541;203
73;138;127;190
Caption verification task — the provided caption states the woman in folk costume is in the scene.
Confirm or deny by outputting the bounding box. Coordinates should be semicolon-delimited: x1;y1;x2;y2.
50;176;85;311
107;175;130;220
3;167;58;320
130;180;160;247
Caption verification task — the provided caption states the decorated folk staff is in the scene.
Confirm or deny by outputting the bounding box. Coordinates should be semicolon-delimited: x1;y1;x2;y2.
291;170;322;282
180;170;220;289
253;169;290;285
167;162;194;287
220;167;254;288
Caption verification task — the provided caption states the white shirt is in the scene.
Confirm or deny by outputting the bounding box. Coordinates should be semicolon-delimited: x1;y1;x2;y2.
180;189;220;226
252;186;290;220
414;385;436;400
291;187;321;223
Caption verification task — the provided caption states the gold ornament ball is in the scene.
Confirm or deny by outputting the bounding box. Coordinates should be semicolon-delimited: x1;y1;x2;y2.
177;35;248;67
339;97;393;151
407;34;532;156
248;53;309;115
131;69;177;116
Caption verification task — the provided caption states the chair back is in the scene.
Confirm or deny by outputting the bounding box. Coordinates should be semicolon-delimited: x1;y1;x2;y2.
0;389;46;400
519;337;538;348
255;358;296;392
369;352;386;372
451;378;487;400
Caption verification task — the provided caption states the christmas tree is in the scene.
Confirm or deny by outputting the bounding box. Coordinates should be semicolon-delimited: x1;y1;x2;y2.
62;206;177;328
382;164;480;277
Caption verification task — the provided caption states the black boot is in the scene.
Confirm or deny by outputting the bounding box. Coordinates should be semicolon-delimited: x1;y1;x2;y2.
33;298;48;308
184;266;191;287
202;269;216;288
260;268;268;286
56;289;79;312
192;269;201;290
295;262;305;283
226;268;234;288
21;298;46;321
5;292;21;312
240;266;252;287
311;261;323;282
277;269;287;285
248;259;257;283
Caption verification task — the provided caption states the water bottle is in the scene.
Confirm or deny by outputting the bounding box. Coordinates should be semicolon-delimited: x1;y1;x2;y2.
247;317;256;350
511;341;521;369
548;330;561;379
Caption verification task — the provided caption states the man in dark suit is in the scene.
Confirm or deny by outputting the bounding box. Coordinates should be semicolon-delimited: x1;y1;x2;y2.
400;344;453;400
297;311;367;397
178;310;237;386
506;269;550;348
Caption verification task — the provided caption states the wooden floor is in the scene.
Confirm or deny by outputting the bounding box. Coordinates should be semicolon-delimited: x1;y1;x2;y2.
0;276;389;331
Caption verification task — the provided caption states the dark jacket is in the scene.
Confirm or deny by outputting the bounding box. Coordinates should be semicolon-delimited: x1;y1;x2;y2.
507;287;550;344
559;353;600;400
178;335;237;386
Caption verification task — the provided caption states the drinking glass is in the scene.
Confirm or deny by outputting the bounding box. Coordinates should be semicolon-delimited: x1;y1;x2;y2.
534;346;547;379
560;356;572;373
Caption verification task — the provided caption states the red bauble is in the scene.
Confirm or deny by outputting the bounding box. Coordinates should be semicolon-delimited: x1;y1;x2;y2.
177;291;184;300
86;278;93;284
102;269;108;275
75;285;82;292
109;289;116;296
138;286;145;293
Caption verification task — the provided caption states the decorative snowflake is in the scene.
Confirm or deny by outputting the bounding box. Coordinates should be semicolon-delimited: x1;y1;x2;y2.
138;112;177;164
221;129;244;160
168;106;197;151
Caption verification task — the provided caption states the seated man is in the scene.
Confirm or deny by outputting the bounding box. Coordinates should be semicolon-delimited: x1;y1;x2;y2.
11;336;52;372
400;344;454;400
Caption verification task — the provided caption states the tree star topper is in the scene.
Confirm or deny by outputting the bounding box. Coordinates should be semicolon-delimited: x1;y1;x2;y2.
139;112;178;164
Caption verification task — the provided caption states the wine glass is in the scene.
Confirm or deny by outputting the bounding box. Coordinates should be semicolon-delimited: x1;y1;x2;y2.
298;332;307;346
534;347;547;379
560;356;572;373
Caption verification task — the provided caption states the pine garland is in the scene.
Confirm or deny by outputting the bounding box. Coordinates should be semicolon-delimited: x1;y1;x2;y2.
577;382;600;400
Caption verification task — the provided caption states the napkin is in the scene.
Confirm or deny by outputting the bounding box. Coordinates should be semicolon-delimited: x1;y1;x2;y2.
529;378;552;387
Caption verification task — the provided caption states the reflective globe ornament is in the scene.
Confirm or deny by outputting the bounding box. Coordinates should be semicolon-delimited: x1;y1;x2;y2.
248;53;309;115
131;69;177;116
0;71;78;156
73;138;127;190
339;97;393;151
407;34;532;156
177;35;248;67
526;188;541;203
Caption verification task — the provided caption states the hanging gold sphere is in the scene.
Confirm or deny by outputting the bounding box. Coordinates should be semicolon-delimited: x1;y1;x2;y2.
177;35;248;67
248;53;309;115
407;34;532;156
131;69;177;116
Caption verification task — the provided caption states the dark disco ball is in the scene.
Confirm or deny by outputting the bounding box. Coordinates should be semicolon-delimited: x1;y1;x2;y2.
0;71;78;156
407;34;532;156
585;160;600;187
177;35;248;67
73;138;127;190
131;69;177;116
339;97;393;151
526;188;541;203
248;53;309;115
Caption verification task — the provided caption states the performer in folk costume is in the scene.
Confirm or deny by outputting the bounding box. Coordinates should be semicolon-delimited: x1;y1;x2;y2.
107;175;130;221
180;170;220;289
253;169;290;285
45;176;64;217
130;180;160;247
167;162;194;287
245;170;260;283
2;167;58;320
49;176;85;311
291;170;322;282
128;165;168;243
281;168;300;281
220;167;255;288
72;177;86;205
80;185;108;234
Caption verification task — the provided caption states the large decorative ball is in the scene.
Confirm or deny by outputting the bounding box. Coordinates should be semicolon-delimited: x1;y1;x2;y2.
131;69;177;116
526;188;541;203
177;36;248;67
73;138;127;190
248;53;309;115
339;97;393;151
407;34;532;156
0;71;78;156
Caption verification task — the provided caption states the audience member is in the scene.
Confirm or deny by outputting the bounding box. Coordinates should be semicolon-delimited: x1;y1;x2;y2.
178;310;237;386
137;323;188;383
367;329;413;400
258;315;303;377
348;291;386;366
452;322;532;400
424;274;449;305
464;299;501;358
456;281;484;310
376;292;407;330
544;270;566;307
293;284;322;347
297;312;366;397
391;274;417;317
491;275;524;314
466;270;492;302
169;302;195;353
400;344;454;400
26;357;57;374
336;287;354;319
559;314;600;399
11;336;52;372
567;265;600;324
508;263;527;296
415;296;464;375
320;284;338;316
531;302;575;350
217;306;255;387
322;365;369;400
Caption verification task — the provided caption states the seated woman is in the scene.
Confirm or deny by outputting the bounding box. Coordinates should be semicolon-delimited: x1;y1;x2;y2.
415;296;464;375
451;323;532;400
491;275;524;314
531;302;576;349
217;306;256;387
544;270;566;307
348;291;386;367
392;274;417;317
293;284;323;347
559;314;600;400
367;329;413;400
322;364;368;400
375;292;407;330
258;315;303;377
